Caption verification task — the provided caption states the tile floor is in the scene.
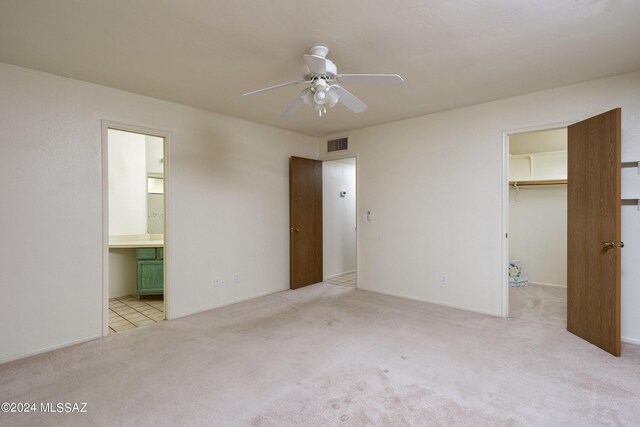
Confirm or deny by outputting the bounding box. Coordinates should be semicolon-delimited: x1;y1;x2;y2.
109;295;165;333
509;283;566;327
325;271;356;287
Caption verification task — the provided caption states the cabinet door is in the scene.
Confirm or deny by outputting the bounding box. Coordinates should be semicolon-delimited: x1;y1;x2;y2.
138;261;164;295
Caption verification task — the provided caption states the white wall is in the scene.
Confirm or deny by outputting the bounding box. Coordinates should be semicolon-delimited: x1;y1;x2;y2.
0;62;317;362
145;135;164;175
108;129;148;236
508;186;567;287
509;128;567;155
319;71;640;344
323;159;356;278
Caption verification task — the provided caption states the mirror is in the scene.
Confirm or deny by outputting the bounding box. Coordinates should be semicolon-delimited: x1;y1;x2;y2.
147;175;164;234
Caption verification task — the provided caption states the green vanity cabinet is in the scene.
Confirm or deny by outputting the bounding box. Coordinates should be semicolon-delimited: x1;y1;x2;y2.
136;248;164;296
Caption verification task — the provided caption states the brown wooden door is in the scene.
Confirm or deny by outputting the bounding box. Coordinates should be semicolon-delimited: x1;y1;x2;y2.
290;156;323;289
567;108;622;356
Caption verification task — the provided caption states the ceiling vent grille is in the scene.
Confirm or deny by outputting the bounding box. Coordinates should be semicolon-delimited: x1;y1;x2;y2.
327;137;348;152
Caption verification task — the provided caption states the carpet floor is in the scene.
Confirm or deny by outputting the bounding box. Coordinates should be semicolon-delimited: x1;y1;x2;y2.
1;283;639;426
509;284;567;328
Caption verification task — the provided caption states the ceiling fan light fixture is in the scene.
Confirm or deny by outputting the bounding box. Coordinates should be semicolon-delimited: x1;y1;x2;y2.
243;45;403;117
313;89;327;104
301;88;314;106
327;88;340;108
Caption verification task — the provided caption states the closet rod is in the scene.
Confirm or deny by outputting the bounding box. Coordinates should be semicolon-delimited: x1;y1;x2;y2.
509;180;567;187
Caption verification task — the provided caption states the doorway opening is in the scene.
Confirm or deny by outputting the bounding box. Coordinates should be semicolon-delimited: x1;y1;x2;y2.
322;158;357;287
102;123;169;335
289;155;357;290
505;128;568;327
504;110;622;356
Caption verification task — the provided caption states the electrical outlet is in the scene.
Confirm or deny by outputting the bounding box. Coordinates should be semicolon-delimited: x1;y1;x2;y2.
233;273;240;284
213;277;222;287
440;274;447;285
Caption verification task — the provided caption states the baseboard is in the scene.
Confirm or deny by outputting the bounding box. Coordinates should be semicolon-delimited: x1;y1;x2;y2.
172;288;288;319
528;281;566;288
324;270;356;280
0;334;102;365
2;289;290;364
360;288;502;317
622;336;640;346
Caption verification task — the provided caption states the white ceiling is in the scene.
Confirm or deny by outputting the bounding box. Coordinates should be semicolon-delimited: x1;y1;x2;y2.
1;1;639;137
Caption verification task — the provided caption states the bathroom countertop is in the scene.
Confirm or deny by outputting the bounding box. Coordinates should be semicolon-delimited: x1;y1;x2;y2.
109;234;164;248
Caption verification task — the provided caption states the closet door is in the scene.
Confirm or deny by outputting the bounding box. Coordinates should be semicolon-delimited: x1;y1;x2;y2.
567;108;621;356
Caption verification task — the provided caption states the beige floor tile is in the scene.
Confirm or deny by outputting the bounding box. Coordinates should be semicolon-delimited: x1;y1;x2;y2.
120;310;144;318
110;320;132;328
125;301;148;307
113;306;136;314
112;323;136;332
132;319;155;327
108;295;166;334
123;315;147;323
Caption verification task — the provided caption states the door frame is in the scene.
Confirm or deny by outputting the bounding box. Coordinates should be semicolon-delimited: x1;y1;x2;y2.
500;120;575;318
319;152;359;288
101;120;172;337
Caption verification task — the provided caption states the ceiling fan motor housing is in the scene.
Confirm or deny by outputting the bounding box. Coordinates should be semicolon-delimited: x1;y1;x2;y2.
323;60;337;77
305;61;337;79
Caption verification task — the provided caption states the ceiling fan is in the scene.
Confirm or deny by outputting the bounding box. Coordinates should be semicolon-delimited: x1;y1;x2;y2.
242;46;404;117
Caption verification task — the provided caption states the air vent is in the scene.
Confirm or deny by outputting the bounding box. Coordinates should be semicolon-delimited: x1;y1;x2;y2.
327;137;348;152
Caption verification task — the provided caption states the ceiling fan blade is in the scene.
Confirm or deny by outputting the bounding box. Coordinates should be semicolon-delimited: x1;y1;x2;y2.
281;94;304;117
242;80;308;97
335;74;404;85
333;86;367;113
304;54;327;75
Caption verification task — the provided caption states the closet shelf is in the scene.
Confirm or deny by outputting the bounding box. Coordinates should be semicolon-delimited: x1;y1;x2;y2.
621;161;640;174
509;180;567;187
622;199;640;210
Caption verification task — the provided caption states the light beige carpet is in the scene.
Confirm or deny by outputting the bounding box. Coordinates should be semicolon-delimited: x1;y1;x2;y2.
509;283;567;328
1;284;639;426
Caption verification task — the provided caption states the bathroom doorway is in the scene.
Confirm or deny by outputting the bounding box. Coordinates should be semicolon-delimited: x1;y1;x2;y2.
102;122;170;335
322;158;357;287
289;155;358;289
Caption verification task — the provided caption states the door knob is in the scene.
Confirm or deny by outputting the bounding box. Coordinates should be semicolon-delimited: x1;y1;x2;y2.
602;241;624;249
